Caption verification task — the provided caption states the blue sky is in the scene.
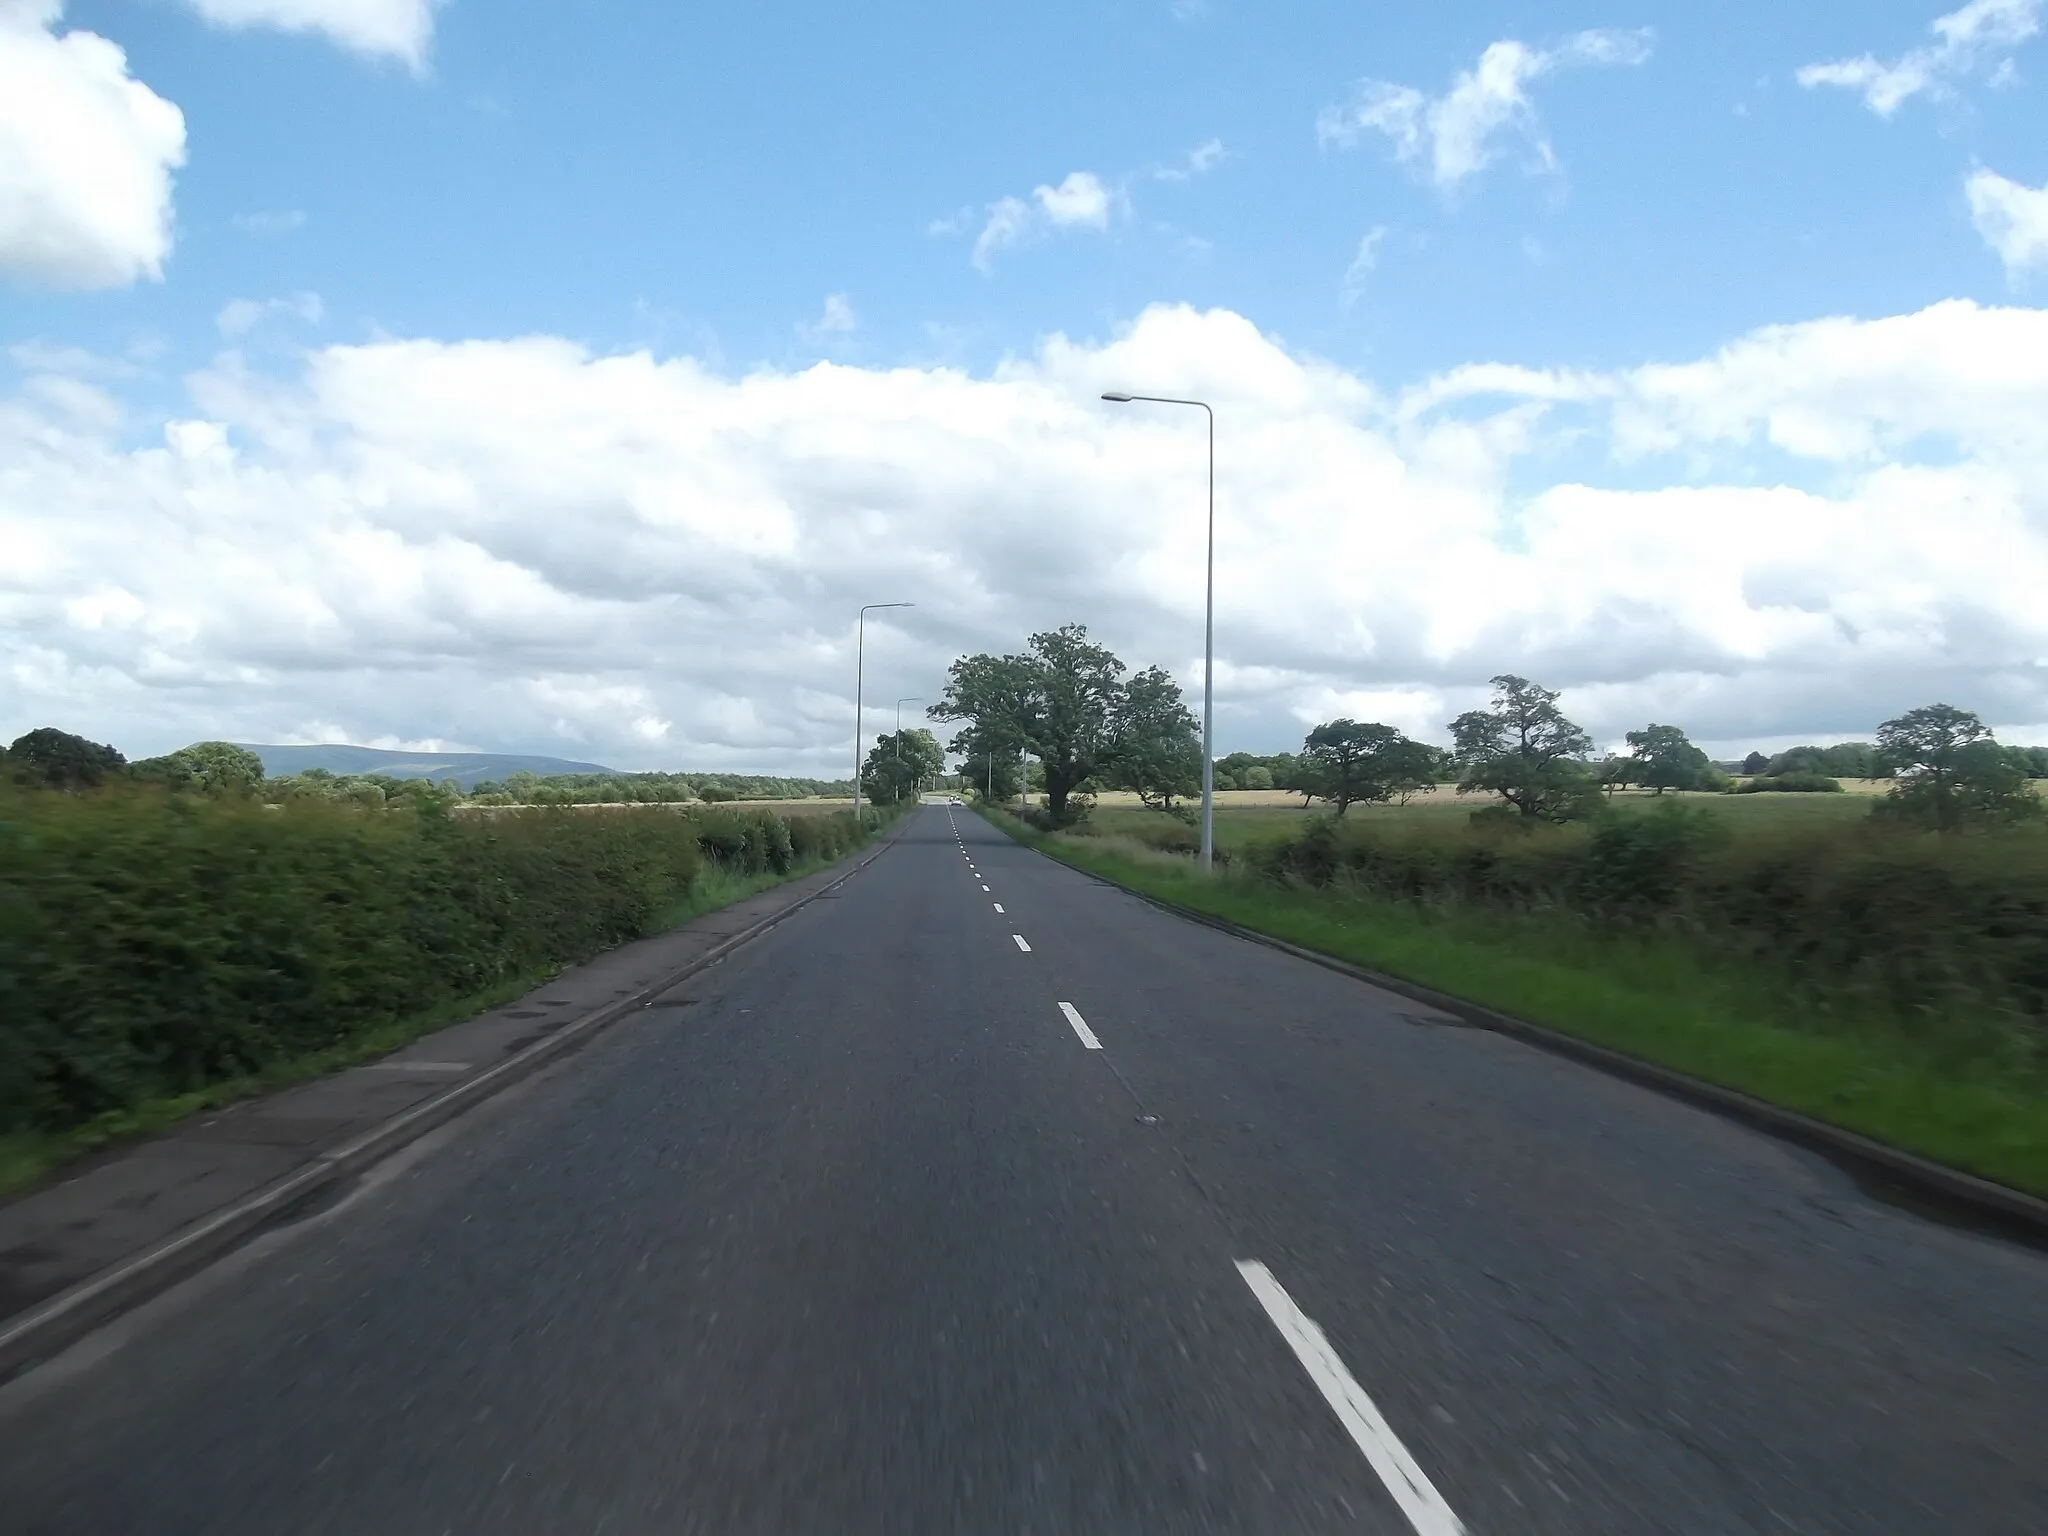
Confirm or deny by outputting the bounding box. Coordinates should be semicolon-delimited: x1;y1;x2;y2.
7;0;2048;767
23;1;2046;386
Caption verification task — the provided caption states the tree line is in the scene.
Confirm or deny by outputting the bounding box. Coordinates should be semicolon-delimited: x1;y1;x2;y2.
926;632;2046;833
0;731;851;806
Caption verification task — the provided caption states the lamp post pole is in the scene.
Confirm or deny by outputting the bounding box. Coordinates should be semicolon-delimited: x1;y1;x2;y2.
1101;392;1216;872
895;697;922;803
852;602;913;822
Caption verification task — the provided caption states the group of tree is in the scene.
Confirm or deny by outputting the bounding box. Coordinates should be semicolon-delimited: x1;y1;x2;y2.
465;770;850;805
930;624;1203;824
3;730;852;807
860;728;946;805
4;730;268;796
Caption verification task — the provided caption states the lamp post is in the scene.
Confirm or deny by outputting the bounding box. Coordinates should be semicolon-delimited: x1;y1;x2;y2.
895;697;923;802
852;602;914;822
1101;391;1216;872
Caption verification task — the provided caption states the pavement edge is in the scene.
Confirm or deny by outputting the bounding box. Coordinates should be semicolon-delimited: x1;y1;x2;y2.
0;814;915;1384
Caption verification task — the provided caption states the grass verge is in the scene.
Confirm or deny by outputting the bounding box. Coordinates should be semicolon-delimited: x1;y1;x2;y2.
981;808;2048;1200
0;843;867;1200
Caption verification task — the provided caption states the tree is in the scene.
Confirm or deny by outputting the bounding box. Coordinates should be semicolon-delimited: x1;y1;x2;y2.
1596;755;1636;797
6;727;126;789
1621;723;1718;795
951;718;1024;804
1383;739;1448;804
132;741;266;796
933;624;1150;825
1298;720;1394;815
1740;750;1769;776
863;728;945;805
1111;665;1202;812
1874;704;2042;830
1816;741;1881;779
1293;721;1443;814
1239;764;1274;791
1449;675;1599;821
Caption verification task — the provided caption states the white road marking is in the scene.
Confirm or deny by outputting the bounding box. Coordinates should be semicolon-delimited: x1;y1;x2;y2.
1234;1261;1466;1536
1012;934;1032;952
981;884;990;891
1057;1002;1102;1050
993;902;1004;913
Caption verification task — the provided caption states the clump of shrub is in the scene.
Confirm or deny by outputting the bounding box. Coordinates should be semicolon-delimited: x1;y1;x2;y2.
1736;771;1843;794
0;786;870;1140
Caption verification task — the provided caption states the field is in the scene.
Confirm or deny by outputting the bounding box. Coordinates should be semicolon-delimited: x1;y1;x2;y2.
1070;783;1892;851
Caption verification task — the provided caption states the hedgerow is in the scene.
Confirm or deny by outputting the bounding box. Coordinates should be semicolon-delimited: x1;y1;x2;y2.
0;788;871;1137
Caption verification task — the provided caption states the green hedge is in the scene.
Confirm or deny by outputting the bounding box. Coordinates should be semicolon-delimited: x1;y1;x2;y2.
1252;809;2048;1062
0;789;870;1137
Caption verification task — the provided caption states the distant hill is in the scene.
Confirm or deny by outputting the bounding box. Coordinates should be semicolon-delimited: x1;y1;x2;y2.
241;744;618;789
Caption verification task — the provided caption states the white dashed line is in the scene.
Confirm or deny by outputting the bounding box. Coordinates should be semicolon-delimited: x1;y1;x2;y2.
1012;934;1031;952
1234;1261;1466;1536
1057;1002;1101;1050
993;902;1004;913
980;884;990;892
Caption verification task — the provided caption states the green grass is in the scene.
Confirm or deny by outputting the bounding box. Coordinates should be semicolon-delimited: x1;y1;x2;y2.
0;841;865;1200
984;806;2048;1200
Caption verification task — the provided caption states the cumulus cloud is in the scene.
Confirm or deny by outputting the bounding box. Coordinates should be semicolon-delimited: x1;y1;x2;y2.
0;1;186;290
1319;30;1651;190
6;301;2048;767
183;0;441;69
970;171;1117;268
1967;167;2048;274
1798;0;2039;115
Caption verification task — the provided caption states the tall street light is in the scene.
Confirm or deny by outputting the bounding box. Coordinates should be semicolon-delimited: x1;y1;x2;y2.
852;602;914;822
1101;391;1216;872
895;697;923;801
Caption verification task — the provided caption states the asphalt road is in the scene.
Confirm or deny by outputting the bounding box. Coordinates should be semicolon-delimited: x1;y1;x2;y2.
2;805;2045;1533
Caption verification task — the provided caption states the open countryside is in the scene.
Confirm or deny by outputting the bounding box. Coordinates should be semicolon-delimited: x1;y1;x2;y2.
9;1;2048;1531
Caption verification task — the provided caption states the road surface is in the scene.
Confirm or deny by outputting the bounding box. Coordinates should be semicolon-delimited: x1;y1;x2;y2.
2;805;2044;1533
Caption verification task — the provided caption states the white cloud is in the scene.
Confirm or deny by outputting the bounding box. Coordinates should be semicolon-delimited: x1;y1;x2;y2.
217;292;326;338
1340;226;1386;308
795;293;858;343
183;0;440;70
1155;138;1226;181
1967;166;2048;274
8;300;2048;765
233;209;307;236
0;1;186;290
1798;0;2039;115
1320;30;1652;190
970;171;1118;268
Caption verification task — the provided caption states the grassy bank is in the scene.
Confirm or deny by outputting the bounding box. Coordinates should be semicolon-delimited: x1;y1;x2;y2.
981;806;2048;1199
0;789;893;1195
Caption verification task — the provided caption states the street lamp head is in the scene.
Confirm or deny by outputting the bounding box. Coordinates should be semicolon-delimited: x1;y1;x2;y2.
1101;392;1134;403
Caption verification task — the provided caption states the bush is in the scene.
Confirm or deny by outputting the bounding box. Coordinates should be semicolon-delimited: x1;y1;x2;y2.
1736;772;1843;794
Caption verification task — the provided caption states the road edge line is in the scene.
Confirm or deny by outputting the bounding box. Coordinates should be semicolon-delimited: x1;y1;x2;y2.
0;813;916;1384
985;813;2048;1241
